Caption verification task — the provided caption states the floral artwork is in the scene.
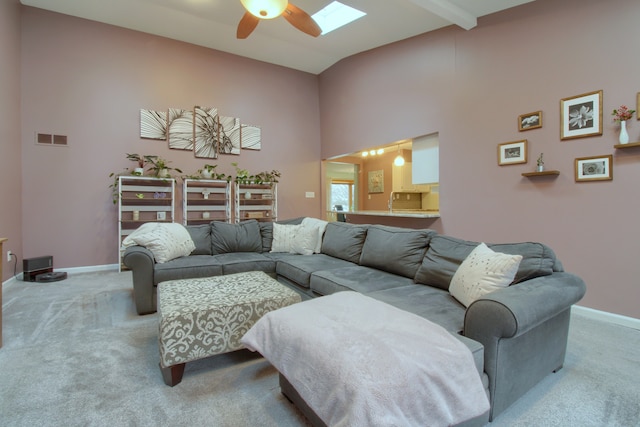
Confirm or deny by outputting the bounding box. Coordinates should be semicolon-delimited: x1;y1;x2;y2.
498;140;528;165
518;111;542;131
168;108;195;150
194;107;219;159
140;109;168;140
575;155;613;182
218;116;241;155
560;90;603;140
368;170;384;193
240;124;261;150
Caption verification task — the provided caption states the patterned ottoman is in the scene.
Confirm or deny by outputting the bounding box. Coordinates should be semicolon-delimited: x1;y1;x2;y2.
157;271;301;386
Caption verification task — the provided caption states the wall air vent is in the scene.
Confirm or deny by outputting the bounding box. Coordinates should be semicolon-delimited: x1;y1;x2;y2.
36;133;68;146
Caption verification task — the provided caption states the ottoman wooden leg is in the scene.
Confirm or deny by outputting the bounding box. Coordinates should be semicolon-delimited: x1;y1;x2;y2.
160;363;185;387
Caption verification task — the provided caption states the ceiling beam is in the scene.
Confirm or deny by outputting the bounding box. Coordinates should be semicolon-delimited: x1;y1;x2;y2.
407;0;477;30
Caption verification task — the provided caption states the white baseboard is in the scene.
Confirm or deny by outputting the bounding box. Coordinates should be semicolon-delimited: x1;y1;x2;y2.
572;305;640;330
2;264;120;290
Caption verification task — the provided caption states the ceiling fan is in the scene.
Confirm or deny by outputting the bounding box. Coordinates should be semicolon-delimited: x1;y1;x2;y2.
237;0;322;39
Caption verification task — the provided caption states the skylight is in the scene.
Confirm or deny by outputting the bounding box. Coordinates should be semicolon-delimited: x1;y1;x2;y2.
312;1;366;35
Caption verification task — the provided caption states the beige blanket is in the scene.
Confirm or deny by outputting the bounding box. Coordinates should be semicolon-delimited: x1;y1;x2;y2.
241;292;489;427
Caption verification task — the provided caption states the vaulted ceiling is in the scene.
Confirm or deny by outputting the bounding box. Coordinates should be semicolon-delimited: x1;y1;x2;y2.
21;0;535;74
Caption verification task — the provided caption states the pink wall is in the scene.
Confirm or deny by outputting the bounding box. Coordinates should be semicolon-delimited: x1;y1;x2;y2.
18;7;321;271
319;0;640;318
0;0;23;281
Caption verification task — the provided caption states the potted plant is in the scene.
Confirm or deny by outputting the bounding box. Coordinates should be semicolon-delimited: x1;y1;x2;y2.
146;156;182;178
198;164;230;181
537;153;544;172
126;153;147;176
232;162;280;185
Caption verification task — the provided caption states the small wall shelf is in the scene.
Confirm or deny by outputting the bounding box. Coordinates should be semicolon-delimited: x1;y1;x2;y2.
614;142;640;149
521;170;560;177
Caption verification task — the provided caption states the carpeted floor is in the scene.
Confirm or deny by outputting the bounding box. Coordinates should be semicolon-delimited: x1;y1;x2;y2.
0;270;638;426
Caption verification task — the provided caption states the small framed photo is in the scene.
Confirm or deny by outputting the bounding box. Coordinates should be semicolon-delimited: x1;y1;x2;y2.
575;155;613;182
560;90;603;140
518;111;542;131
498;140;528;165
156;211;167;221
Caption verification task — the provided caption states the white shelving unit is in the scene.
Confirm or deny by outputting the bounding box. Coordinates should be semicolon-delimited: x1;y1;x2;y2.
234;182;277;223
118;176;175;271
182;179;232;226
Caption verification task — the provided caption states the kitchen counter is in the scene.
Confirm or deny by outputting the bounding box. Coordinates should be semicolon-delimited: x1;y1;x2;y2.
347;210;440;218
343;210;440;229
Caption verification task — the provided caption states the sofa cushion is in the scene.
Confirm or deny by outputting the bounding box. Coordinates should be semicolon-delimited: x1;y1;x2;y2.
359;225;434;279
276;254;356;289
214;252;276;275
210;220;262;255
154;255;223;285
321;222;368;264
121;222;195;263
310;266;414;296
186;224;212;255
414;235;558;290
449;243;523;308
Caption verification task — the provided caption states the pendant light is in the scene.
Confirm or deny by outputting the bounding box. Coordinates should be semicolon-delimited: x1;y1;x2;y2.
394;145;405;166
240;0;288;19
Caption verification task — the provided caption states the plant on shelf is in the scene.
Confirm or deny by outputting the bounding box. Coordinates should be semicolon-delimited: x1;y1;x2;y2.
126;153;147;175
146;156;183;178
612;105;635;122
232;162;280;185
199;164;230;181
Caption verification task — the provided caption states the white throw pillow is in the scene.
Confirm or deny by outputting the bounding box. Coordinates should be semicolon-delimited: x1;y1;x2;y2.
270;223;301;253
290;225;320;256
121;222;195;263
449;243;523;308
301;217;328;253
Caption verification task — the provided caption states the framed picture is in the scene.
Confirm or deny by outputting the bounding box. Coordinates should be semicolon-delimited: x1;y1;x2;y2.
498;140;527;165
560;90;603;140
575;155;613;182
368;170;384;193
518;111;542;131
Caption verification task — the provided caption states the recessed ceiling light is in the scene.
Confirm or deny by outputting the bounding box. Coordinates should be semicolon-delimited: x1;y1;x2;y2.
312;1;366;35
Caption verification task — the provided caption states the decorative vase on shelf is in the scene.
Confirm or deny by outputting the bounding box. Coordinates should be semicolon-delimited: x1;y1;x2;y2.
619;120;629;144
537;165;544;172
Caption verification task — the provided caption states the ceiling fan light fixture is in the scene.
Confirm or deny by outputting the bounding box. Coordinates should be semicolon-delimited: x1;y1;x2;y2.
241;0;288;19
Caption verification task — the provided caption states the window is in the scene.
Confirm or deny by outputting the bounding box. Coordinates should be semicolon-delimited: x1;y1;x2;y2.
331;180;353;211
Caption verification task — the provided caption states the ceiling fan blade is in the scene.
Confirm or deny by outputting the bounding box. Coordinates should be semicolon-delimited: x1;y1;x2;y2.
237;11;260;39
282;3;322;37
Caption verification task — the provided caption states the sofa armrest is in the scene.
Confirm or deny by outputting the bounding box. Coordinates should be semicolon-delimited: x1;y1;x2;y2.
122;246;157;315
464;272;586;340
463;272;586;419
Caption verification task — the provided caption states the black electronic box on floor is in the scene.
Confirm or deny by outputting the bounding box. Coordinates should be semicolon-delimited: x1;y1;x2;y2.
23;256;53;282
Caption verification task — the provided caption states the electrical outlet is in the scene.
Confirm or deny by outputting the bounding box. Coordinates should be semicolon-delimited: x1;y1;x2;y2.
7;250;12;262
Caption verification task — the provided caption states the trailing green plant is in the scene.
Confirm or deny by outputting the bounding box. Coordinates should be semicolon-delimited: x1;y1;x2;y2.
146;156;183;178
198;164;230;181
232;162;280;185
537;153;544;167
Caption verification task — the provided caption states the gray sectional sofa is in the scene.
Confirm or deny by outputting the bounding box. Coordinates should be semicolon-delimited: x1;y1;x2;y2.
122;218;586;421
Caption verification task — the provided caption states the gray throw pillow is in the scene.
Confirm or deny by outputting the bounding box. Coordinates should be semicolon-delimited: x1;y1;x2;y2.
414;234;558;290
360;225;435;278
186;224;212;255
210;220;262;254
321;222;368;264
